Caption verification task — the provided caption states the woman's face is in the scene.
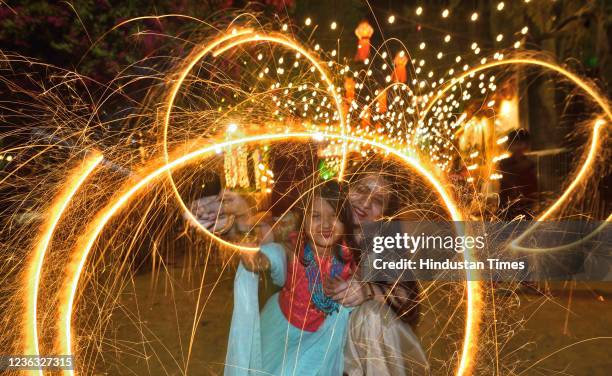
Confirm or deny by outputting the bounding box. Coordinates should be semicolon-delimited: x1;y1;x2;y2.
305;196;345;250
349;174;391;224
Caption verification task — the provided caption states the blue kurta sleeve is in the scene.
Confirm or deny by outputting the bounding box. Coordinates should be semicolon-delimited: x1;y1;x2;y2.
260;242;287;287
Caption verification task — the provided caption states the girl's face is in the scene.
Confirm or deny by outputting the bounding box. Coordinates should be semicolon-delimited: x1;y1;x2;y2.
305;196;345;250
349;174;391;223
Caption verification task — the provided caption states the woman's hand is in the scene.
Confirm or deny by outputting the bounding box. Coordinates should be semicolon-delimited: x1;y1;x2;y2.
187;190;251;233
324;276;371;307
187;194;228;232
188;190;274;244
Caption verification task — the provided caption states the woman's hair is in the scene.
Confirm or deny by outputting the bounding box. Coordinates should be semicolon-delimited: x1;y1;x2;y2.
346;154;447;220
298;179;357;261
345;155;422;326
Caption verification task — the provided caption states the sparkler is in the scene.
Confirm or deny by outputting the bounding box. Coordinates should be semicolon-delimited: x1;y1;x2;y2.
24;153;103;376
53;132;474;374
0;3;610;375
161;30;345;252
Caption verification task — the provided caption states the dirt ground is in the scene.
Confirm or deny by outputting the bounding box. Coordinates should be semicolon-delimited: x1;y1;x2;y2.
92;258;612;376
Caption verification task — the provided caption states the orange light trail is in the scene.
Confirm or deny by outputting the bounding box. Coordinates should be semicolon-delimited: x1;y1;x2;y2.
421;58;612;122
26;51;612;376
211;34;346;170
23;153;102;376
537;119;606;221
160;30;346;252
3;9;612;376
160;28;257;252
421;59;611;206
420;58;610;259
510;119;610;252
52;132;479;376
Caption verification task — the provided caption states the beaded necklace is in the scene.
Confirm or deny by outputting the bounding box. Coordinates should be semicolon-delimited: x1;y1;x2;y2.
303;243;344;315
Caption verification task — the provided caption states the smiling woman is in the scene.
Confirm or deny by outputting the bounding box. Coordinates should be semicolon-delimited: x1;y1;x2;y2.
341;158;428;375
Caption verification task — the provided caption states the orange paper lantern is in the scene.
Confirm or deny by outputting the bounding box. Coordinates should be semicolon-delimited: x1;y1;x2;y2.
392;51;409;83
354;21;374;62
344;77;356;101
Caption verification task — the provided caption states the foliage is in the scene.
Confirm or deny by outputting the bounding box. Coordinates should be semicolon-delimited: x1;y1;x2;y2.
0;0;295;82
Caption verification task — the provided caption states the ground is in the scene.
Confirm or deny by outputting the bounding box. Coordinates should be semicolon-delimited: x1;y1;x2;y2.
92;256;612;376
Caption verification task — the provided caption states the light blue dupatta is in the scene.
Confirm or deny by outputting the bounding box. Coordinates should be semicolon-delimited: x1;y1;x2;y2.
224;243;287;376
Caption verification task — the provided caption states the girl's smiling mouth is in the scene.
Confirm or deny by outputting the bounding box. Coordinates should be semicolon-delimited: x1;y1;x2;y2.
320;230;333;239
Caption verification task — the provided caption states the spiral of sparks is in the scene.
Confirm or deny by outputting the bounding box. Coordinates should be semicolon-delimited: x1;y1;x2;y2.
1;10;609;376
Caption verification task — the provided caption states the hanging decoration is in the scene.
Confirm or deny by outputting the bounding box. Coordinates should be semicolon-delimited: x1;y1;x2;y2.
252;147;274;193
344;76;355;102
223;124;251;189
392;51;409;83
223;145;250;189
354;20;374;62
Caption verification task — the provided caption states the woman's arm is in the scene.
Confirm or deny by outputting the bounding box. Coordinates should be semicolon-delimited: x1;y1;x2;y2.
325;278;420;326
368;281;420;326
325;277;372;307
189;190;274;244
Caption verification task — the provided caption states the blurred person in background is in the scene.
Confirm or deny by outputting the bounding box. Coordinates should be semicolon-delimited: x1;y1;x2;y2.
498;129;538;220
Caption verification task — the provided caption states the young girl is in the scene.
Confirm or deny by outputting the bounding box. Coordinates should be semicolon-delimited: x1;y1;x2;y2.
224;180;358;376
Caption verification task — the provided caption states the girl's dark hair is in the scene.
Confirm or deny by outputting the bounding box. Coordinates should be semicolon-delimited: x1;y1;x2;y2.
298;179;357;261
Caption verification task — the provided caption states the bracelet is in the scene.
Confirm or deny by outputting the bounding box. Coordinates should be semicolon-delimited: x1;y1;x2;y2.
211;214;235;235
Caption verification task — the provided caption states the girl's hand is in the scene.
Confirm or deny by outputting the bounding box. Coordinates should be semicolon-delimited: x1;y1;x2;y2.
239;250;270;273
324;276;371;307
